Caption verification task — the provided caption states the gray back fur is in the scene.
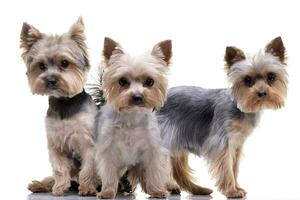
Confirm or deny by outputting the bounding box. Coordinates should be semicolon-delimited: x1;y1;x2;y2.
157;86;258;157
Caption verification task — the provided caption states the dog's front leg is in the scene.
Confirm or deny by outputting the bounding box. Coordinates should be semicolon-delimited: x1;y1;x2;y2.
96;155;120;199
210;146;246;198
142;150;169;198
48;146;72;196
78;142;98;196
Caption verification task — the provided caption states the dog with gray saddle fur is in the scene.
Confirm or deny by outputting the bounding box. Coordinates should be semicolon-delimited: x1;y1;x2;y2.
157;37;288;198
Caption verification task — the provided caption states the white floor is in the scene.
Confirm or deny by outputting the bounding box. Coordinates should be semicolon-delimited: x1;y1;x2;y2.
27;193;216;200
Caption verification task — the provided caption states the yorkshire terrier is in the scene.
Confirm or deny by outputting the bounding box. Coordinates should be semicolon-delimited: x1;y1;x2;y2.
157;37;288;198
95;37;175;199
20;17;99;196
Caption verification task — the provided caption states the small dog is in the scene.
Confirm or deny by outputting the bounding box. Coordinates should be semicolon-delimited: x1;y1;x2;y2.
157;37;288;198
95;37;174;199
20;17;99;196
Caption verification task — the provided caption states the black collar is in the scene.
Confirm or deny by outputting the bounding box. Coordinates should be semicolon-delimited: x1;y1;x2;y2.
47;90;89;119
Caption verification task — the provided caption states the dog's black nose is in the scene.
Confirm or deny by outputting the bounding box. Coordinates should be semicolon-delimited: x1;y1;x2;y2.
257;91;267;98
47;76;57;88
132;94;144;105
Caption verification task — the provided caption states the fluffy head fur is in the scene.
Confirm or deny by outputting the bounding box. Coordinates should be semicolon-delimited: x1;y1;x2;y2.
102;37;172;111
225;37;288;113
20;17;89;98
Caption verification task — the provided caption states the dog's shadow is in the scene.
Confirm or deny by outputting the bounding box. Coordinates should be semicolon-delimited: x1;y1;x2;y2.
28;193;247;200
181;194;212;200
27;192;136;200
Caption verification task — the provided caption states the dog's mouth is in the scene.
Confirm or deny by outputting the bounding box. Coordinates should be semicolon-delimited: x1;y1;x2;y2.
46;87;70;97
47;86;58;90
46;85;62;92
120;104;145;110
132;103;146;108
118;104;154;112
239;96;284;113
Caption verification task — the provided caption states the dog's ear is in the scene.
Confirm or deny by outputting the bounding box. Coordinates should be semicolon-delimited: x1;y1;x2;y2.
20;22;43;53
265;36;286;63
69;16;86;47
69;17;89;68
152;40;172;65
224;46;246;71
103;37;123;61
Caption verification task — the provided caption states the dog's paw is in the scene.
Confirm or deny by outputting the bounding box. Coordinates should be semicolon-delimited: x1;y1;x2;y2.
149;190;167;198
167;185;181;194
97;190;116;199
79;184;97;196
52;182;70;196
169;187;181;195
236;187;247;195
224;187;247;198
166;181;181;195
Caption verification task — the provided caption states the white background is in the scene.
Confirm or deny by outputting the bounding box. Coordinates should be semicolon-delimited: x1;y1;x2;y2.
0;0;299;199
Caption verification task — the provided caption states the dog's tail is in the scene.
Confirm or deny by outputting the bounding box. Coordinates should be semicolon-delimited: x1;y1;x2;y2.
85;65;106;108
171;152;213;195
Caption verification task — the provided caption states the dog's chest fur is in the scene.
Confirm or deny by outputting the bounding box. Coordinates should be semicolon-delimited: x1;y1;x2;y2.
115;111;153;166
98;105;160;166
46;91;97;155
117;118;149;165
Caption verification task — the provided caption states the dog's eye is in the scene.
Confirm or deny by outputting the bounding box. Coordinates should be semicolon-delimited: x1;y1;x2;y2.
266;72;276;84
61;60;69;68
39;62;46;71
243;76;254;87
119;77;129;87
144;78;154;87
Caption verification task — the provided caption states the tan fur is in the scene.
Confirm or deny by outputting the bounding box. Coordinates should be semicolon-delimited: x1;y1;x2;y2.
103;68;168;111
169;37;287;198
68;17;88;56
127;165;146;192
127;163;181;195
96;108;171;198
28;177;55;193
209;118;254;198
226;37;287;113
28;61;85;97
97;190;116;199
20;17;99;196
46;110;98;196
96;38;172;199
102;38;170;111
232;71;287;113
20;23;43;58
171;152;213;195
165;170;181;194
20;17;89;98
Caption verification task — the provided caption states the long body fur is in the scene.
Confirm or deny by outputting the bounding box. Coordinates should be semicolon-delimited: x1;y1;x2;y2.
46;90;99;195
95;104;170;197
95;37;174;199
158;86;258;155
87;37;287;198
21;17;101;196
157;37;287;198
27;91;134;195
157;86;258;197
